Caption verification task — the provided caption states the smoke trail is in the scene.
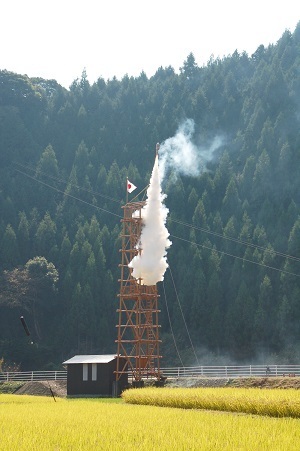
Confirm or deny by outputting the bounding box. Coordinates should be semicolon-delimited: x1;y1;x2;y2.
128;119;221;285
128;155;171;285
158;118;222;182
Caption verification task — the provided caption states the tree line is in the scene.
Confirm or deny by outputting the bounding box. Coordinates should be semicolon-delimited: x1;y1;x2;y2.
1;23;300;369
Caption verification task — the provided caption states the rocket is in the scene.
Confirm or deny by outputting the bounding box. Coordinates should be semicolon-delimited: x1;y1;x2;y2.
20;315;34;344
156;142;160;156
20;316;31;336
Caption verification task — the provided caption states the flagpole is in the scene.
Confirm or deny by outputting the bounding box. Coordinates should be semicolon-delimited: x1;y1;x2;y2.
126;178;128;204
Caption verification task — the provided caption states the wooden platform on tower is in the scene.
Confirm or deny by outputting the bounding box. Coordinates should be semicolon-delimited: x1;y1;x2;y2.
115;201;163;384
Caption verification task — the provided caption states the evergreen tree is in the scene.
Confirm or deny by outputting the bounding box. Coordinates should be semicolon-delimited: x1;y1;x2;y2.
35;144;59;214
17;212;30;262
0;224;20;269
35;212;57;257
1;28;300;365
180;53;199;79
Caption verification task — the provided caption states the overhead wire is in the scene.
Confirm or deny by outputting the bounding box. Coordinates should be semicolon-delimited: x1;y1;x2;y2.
168;264;200;366
14;168;123;219
169;217;300;263
130;184;149;203
14;162;300;363
13;161;122;204
162;280;184;367
170;233;300;278
14;160;300;264
14;164;300;277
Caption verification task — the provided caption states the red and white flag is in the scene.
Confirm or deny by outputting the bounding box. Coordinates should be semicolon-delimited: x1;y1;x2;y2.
127;179;137;193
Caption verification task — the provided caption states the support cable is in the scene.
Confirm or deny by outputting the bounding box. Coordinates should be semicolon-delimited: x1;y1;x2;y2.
15;166;300;277
167;264;200;366
162;281;184;367
14;169;122;219
14;161;121;204
171;234;300;278
169;217;300;263
131;184;149;203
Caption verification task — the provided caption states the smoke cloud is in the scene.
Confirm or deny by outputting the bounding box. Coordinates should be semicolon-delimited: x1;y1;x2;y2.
128;119;221;285
128;155;171;285
158;118;222;182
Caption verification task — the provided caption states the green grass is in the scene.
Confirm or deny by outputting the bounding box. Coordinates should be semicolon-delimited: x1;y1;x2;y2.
1;393;300;450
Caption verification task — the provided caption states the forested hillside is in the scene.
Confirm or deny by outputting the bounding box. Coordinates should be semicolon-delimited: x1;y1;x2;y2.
1;23;300;370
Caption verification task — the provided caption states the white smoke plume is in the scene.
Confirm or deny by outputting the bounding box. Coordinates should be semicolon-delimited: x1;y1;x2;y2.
128;155;171;285
128;119;221;285
158;118;222;182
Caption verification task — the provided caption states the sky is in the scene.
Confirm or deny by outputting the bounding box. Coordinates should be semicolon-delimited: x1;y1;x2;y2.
1;0;300;89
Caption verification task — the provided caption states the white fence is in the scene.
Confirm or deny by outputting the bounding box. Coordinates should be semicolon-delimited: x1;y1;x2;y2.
0;371;67;382
1;365;300;382
161;365;300;378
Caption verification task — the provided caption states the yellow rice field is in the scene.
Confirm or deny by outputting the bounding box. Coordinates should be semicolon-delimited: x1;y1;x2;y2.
1;393;300;450
122;386;300;418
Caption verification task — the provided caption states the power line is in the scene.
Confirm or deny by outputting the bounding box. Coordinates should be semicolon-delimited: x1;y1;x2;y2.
168;264;200;366
15;166;300;277
162;281;184;367
15;160;300;264
169;217;300;263
13;161;122;204
14;168;122;219
170;234;300;278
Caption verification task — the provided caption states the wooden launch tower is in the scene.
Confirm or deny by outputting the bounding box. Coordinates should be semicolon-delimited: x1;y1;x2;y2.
115;199;163;387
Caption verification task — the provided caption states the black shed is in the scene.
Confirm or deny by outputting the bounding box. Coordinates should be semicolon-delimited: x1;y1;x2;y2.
63;354;128;397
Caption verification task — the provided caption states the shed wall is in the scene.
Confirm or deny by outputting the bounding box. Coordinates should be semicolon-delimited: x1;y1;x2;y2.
66;358;128;396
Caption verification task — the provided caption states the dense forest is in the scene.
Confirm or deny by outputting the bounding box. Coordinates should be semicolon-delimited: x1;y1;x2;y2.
1;23;300;370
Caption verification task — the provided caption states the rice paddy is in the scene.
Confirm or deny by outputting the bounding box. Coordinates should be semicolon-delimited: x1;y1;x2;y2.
1;391;300;450
122;386;300;418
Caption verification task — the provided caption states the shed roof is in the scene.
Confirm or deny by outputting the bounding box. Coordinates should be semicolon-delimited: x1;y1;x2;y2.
63;354;117;365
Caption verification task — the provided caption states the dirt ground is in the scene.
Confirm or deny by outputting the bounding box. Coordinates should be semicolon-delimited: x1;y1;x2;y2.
165;376;300;389
13;380;67;397
7;376;300;397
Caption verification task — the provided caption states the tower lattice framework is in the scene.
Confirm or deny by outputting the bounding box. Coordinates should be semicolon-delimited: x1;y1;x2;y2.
115;201;162;384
